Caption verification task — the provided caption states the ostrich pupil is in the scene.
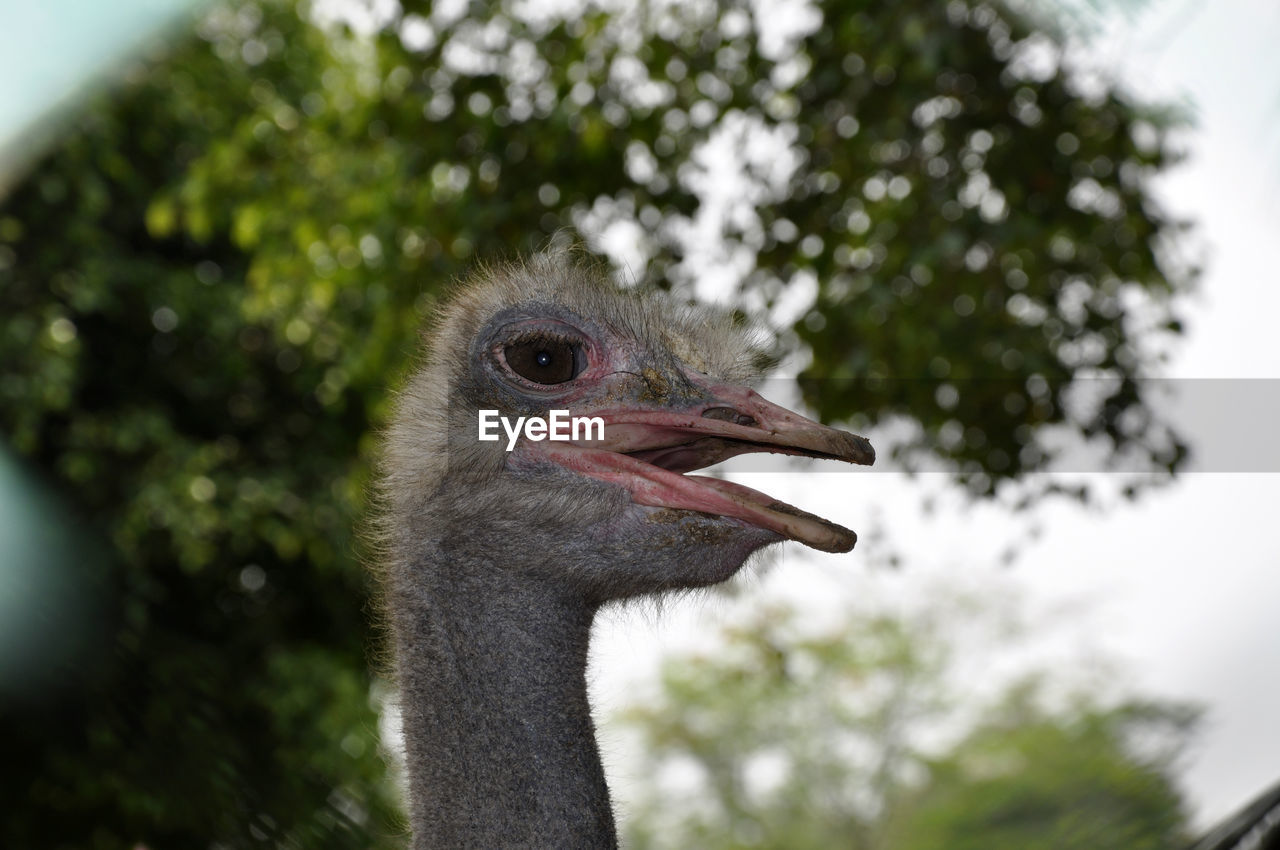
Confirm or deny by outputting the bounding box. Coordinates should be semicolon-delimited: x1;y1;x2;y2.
505;337;579;384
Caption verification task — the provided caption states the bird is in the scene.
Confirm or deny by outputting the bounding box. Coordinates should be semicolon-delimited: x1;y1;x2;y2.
376;252;875;848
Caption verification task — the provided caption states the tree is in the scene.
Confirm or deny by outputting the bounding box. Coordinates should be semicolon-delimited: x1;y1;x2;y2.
0;0;1192;842
617;596;1198;850
893;693;1196;850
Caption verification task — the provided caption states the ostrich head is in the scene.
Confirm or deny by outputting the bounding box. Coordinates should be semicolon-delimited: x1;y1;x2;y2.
381;252;874;603
377;252;875;847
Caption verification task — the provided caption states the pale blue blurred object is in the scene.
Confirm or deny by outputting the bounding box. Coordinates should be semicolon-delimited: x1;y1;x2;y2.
0;0;206;194
0;446;103;699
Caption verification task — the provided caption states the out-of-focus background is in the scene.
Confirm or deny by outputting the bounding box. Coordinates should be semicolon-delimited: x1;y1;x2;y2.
1;0;1276;847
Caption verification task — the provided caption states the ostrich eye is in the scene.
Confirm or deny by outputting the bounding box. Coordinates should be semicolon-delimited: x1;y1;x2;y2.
504;336;583;385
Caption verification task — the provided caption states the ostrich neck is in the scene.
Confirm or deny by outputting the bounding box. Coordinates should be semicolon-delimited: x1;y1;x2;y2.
393;545;616;849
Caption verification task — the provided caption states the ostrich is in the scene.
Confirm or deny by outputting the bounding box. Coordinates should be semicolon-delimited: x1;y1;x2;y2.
377;253;874;847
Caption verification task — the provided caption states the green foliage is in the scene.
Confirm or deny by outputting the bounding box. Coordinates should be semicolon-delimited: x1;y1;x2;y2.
619;600;1197;850
895;693;1197;850
774;6;1192;497
0;0;1192;843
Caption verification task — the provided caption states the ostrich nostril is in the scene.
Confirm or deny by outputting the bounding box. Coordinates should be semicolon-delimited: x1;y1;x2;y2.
702;406;758;428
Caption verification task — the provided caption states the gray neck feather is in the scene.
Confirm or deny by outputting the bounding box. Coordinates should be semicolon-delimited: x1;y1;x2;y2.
391;543;617;849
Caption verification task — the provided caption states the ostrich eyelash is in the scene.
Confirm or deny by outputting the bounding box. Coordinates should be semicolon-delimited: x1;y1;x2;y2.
505;331;580;349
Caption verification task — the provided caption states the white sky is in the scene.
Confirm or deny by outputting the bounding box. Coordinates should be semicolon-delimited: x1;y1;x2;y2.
592;0;1280;832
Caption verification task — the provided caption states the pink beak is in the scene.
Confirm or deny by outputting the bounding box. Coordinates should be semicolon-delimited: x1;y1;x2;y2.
530;377;874;553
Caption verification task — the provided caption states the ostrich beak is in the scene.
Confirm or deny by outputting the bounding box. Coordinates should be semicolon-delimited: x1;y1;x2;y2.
589;380;875;470
534;377;874;553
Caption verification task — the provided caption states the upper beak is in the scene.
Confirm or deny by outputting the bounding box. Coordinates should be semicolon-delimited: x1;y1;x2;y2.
585;379;875;471
532;374;874;553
